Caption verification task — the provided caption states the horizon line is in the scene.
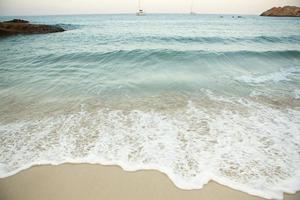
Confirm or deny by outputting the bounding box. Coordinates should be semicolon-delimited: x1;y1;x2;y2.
0;12;260;17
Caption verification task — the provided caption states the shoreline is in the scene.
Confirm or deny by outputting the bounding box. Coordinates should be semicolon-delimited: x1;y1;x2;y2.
0;164;299;200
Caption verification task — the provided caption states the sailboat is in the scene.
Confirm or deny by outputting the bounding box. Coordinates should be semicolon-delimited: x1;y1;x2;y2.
190;0;197;15
136;0;145;16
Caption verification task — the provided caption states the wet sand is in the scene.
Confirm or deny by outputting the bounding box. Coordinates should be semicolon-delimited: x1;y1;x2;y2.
0;164;299;200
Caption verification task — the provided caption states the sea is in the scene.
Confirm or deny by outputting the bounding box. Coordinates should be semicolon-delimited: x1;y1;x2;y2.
0;14;299;199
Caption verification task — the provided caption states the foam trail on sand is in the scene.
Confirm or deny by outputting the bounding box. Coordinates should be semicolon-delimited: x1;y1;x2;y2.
0;94;299;200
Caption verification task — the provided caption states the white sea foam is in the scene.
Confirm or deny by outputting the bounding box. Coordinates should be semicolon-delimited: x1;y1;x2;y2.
236;67;300;84
294;89;300;99
0;96;300;200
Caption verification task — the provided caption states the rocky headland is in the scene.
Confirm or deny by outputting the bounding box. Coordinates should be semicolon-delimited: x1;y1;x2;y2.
0;19;65;36
261;6;300;17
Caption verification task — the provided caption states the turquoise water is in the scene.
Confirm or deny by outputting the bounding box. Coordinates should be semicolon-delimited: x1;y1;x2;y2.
0;14;300;199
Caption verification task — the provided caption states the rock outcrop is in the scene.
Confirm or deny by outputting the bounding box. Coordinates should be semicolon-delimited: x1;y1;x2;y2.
0;19;65;36
260;6;300;17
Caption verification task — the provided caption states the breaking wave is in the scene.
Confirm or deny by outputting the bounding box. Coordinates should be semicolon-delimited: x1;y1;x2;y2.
236;67;300;84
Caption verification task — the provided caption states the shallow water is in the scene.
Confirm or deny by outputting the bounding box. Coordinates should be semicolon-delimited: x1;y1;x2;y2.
0;14;300;199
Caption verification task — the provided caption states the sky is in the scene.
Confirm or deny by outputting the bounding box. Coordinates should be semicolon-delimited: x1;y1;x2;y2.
0;0;300;16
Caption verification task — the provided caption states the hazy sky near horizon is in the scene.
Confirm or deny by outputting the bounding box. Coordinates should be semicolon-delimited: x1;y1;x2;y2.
0;0;300;16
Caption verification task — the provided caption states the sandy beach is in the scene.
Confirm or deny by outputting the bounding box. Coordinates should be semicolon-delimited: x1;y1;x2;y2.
0;164;299;200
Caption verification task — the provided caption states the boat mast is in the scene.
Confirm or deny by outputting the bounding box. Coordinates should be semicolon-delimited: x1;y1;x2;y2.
138;0;141;11
190;0;195;14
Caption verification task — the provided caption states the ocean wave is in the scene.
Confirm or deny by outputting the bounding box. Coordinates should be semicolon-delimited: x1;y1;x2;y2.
236;67;300;84
54;23;81;30
132;35;300;44
0;96;300;199
26;49;300;66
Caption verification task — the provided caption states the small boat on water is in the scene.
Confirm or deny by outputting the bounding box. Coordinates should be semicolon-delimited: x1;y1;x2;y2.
136;9;145;16
136;0;145;16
